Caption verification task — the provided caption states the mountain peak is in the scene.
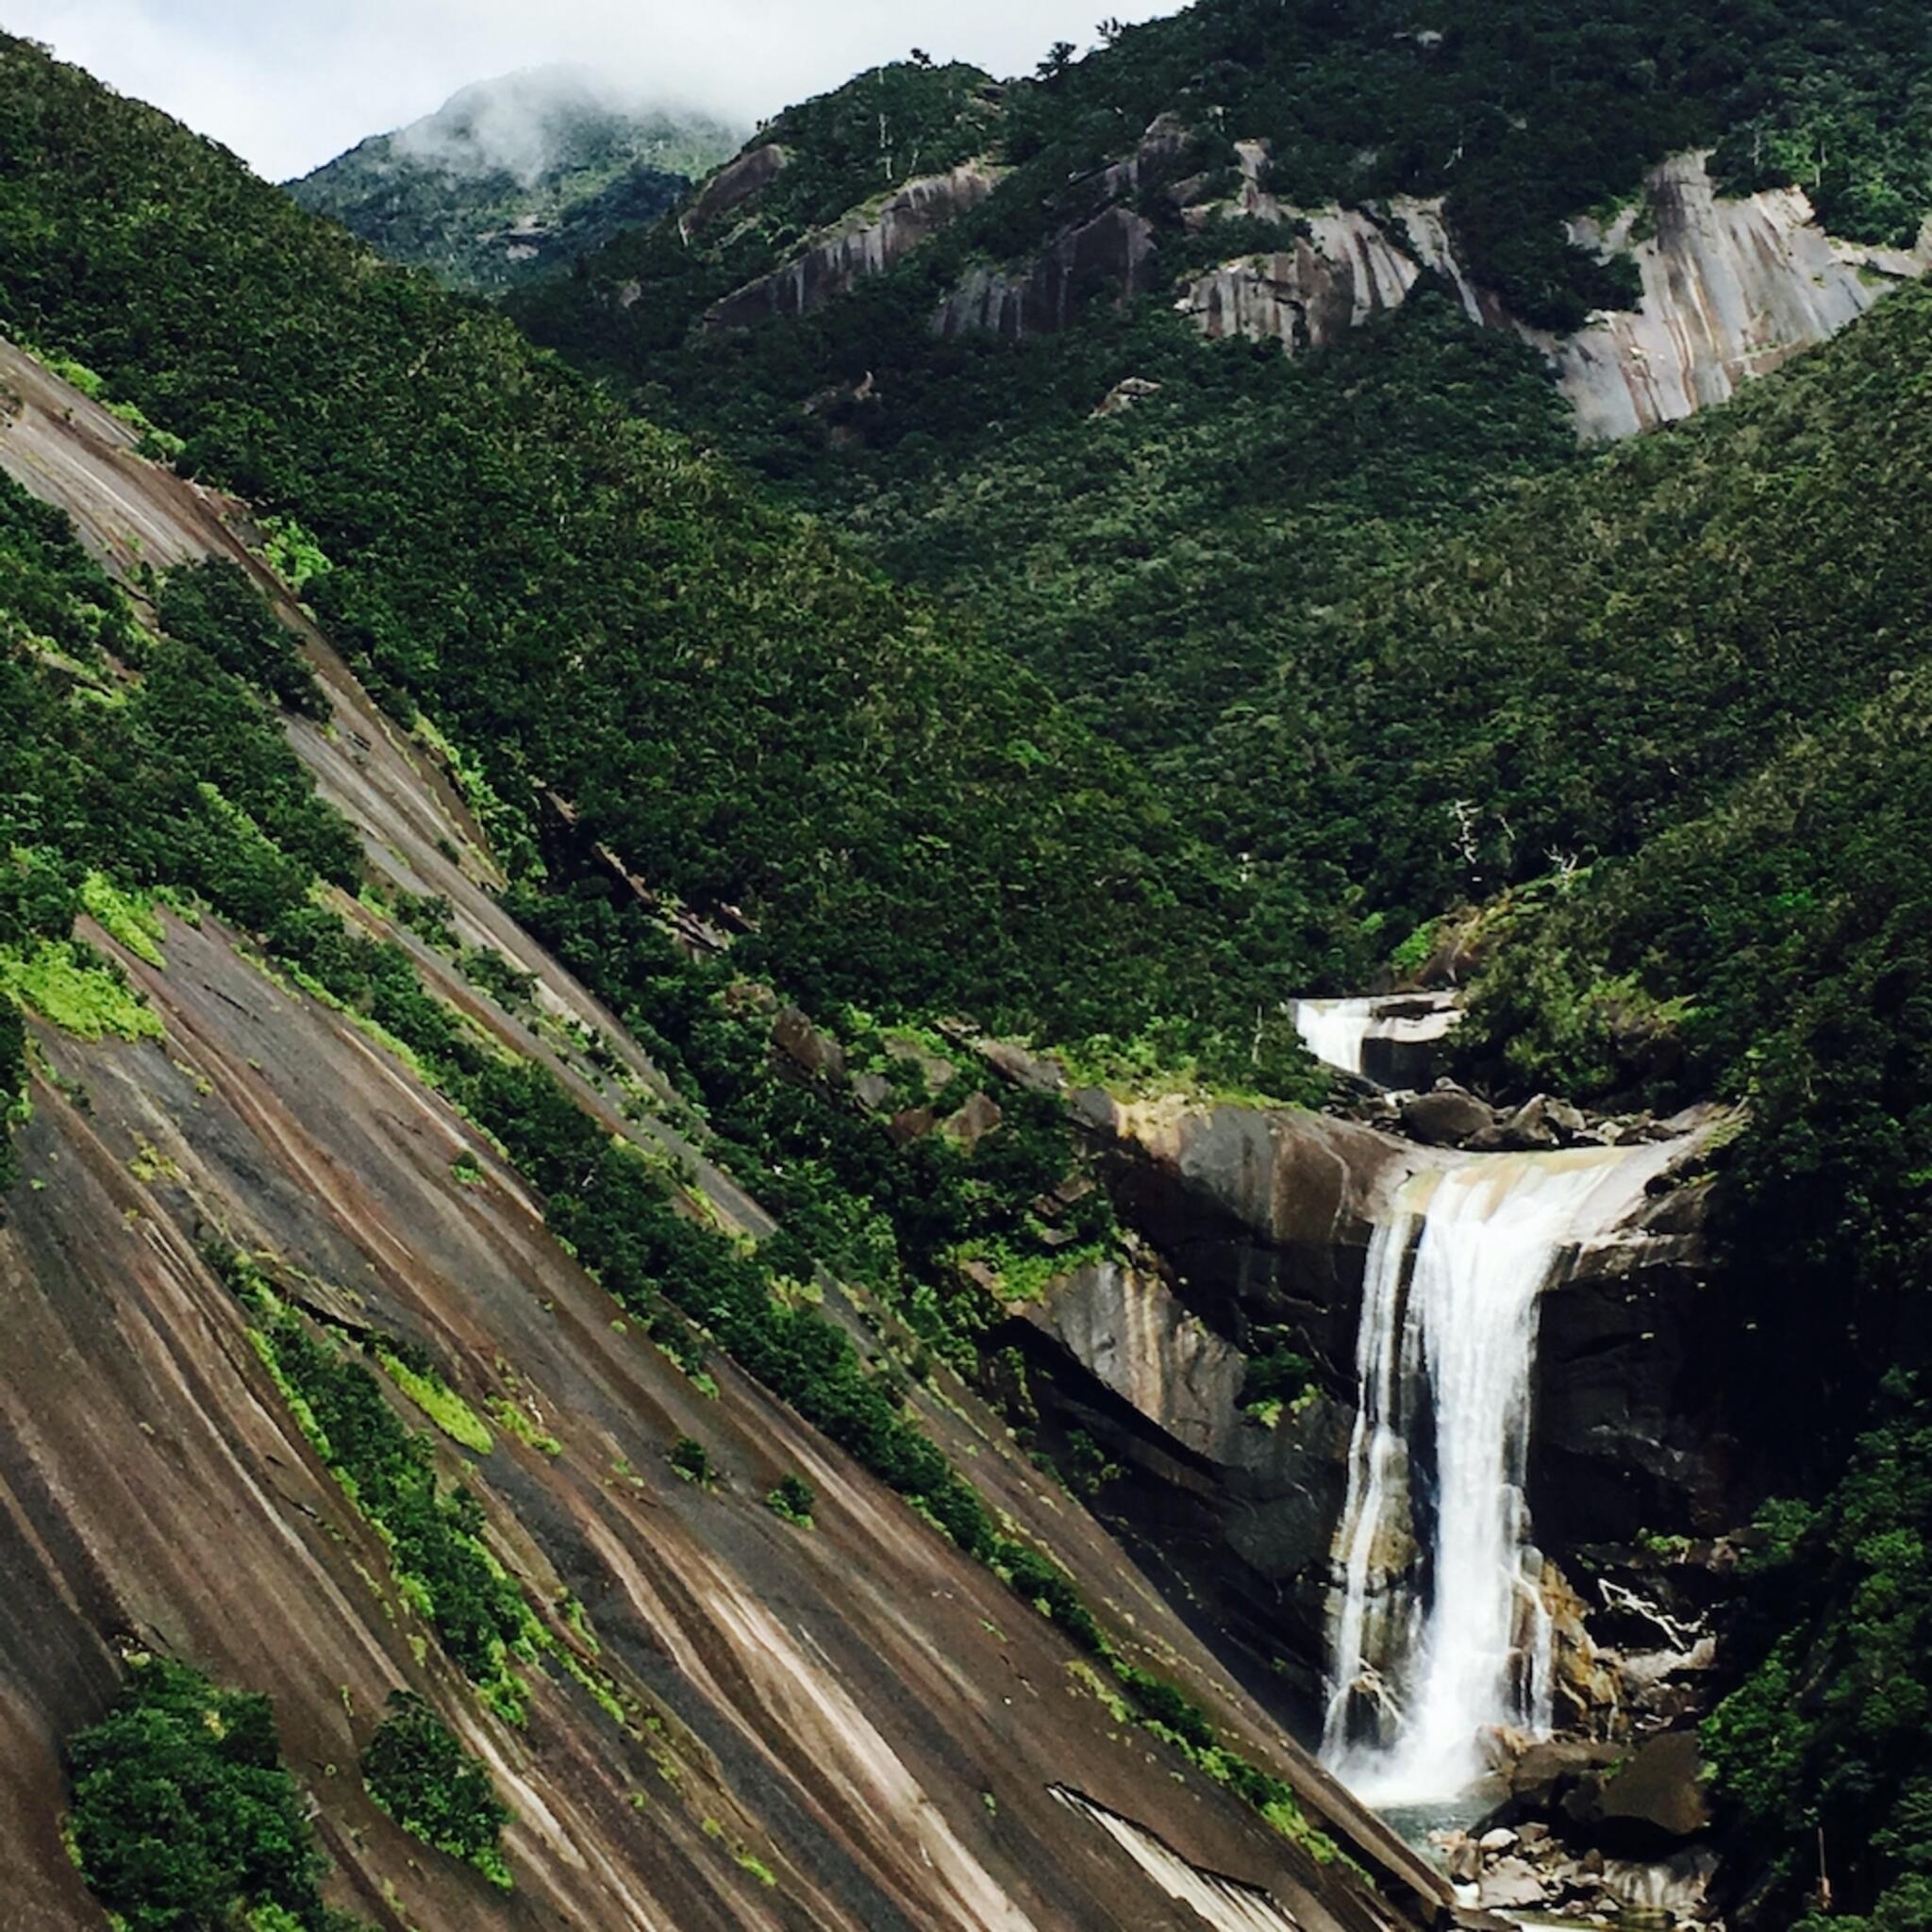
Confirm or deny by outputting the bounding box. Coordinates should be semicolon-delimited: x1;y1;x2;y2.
288;66;742;288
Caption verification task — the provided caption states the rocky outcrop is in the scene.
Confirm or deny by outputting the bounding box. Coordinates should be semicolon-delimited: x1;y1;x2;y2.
1435;1816;1722;1926
934;206;1160;339
1175;147;1929;437
1448;1729;1721;1922
1175;146;1424;356
1537;154;1932;438
1024;1259;1246;1461
1529;1169;1739;1546
683;139;787;230
707;160;999;327
1175;213;1419;353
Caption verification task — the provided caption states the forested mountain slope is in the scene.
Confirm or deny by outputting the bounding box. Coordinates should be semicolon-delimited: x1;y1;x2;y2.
505;0;1932;954
7;12;1932;1929
289;67;741;291
0;31;1307;1091
0;308;1437;1932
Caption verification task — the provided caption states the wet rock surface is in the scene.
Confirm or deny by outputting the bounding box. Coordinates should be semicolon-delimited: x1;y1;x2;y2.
1433;1725;1722;1926
987;1085;1751;1725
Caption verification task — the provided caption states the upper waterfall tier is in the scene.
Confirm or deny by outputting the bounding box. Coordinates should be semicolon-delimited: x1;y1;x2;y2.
1321;1139;1685;1807
1291;995;1461;1088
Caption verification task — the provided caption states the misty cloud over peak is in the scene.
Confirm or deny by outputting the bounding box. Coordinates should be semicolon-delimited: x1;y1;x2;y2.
381;64;741;186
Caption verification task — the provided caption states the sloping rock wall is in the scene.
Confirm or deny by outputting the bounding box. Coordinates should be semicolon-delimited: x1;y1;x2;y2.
0;340;1447;1932
1177;149;1929;435
707;161;998;327
933;206;1161;339
1533;154;1931;437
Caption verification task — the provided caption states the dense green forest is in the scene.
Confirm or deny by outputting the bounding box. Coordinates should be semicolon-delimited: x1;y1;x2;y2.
510;0;1932;865
0;31;1318;1091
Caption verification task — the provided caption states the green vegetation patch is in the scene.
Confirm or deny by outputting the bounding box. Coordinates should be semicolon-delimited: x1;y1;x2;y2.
0;939;162;1041
66;1653;371;1932
217;1250;541;1721
766;1474;814;1524
79;872;164;967
375;1344;494;1454
361;1689;513;1890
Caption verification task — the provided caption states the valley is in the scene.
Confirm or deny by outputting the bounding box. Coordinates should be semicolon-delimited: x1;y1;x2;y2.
2;5;1930;1929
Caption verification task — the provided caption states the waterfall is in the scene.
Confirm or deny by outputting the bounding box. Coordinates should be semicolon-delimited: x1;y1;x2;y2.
1320;1143;1676;1806
1291;998;1380;1078
1291;995;1462;1087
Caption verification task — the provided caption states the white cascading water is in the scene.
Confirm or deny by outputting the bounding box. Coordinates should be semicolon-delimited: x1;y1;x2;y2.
1291;998;1380;1078
1291;995;1462;1086
1321;1144;1677;1806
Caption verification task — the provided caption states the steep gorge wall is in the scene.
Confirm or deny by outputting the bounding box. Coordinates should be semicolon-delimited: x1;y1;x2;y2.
1007;1091;1747;1722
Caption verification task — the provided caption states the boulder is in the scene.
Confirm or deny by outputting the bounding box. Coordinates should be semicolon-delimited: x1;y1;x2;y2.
853;1072;893;1111
1477;1857;1549;1910
1503;1738;1624;1814
1400;1087;1497;1147
886;1037;957;1093
942;1090;1004;1149
1500;1095;1562;1150
772;1005;844;1080
1588;1731;1712;1848
1479;1827;1519;1854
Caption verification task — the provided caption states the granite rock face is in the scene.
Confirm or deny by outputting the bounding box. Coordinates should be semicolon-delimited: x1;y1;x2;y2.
0;337;1452;1932
1536;154;1932;438
707;160;998;326
692;116;1921;439
1024;1258;1246;1462
933;205;1162;339
683;139;788;230
1176;147;1929;437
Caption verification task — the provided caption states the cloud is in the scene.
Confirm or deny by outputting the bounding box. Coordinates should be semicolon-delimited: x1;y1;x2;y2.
6;0;1181;181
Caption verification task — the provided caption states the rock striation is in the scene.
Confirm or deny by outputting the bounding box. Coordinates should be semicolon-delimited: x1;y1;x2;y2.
707;161;999;327
933;205;1161;340
1176;147;1930;437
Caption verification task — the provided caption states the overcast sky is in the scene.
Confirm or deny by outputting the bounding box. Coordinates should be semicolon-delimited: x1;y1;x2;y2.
7;0;1182;181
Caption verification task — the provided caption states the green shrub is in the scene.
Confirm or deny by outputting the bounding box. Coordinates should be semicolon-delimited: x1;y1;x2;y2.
66;1654;369;1932
766;1474;814;1524
155;560;325;719
215;1256;539;1718
361;1690;512;1890
669;1436;712;1485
